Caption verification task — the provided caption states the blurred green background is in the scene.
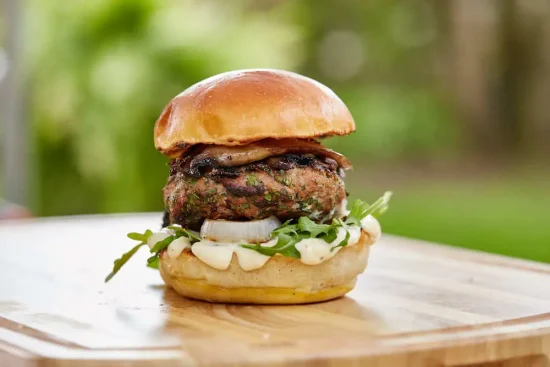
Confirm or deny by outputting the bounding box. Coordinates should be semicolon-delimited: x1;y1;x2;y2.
1;0;549;262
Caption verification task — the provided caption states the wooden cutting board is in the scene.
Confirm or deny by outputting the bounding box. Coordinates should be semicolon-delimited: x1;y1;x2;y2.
1;214;550;366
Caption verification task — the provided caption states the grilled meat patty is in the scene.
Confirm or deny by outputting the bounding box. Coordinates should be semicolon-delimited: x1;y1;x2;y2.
163;154;347;230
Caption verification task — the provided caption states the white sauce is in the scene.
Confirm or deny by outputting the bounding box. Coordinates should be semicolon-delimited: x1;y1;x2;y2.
295;238;338;265
287;216;381;266
158;215;382;271
167;237;191;258
295;225;356;265
191;241;235;270
347;225;362;245
361;215;381;242
337;198;348;217
190;239;276;271
234;246;271;271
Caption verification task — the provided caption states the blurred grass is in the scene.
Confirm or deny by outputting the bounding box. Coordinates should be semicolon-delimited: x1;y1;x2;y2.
348;167;550;263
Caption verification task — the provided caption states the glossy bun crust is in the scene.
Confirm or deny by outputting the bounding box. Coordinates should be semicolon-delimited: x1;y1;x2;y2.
154;69;355;157
158;233;372;304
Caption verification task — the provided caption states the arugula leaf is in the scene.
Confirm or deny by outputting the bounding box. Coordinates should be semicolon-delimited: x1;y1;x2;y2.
242;233;304;258
127;229;153;242
127;232;145;241
105;243;147;282
371;195;392;217
272;233;307;258
147;229;196;266
271;219;299;236
331;220;350;251
167;226;201;243
345;200;365;226
147;255;159;269
297;217;332;237
106;228;182;282
108;191;394;279
369;191;393;218
244;192;393;258
320;227;338;243
149;235;177;253
346;191;393;226
146;226;201;269
182;228;201;242
105;229;158;282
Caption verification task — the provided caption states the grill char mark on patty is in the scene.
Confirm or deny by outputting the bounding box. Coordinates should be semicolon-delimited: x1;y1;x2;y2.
163;154;346;230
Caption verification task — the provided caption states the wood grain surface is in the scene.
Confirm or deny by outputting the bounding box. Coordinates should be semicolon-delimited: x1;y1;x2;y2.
1;213;550;366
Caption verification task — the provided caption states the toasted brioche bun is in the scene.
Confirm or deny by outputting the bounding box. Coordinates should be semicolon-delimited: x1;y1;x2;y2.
158;232;372;304
154;69;355;157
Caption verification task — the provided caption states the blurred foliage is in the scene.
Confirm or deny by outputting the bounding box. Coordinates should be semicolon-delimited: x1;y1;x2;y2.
25;0;304;215
20;0;549;262
346;169;550;263
25;0;456;216
325;86;458;161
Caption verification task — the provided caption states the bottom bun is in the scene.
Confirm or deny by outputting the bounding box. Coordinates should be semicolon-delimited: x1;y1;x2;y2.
159;233;372;304
161;278;358;304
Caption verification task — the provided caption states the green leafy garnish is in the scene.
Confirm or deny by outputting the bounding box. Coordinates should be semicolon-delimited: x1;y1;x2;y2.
104;243;147;282
105;226;200;282
297;217;332;238
242;233;304;258
345;191;393;226
150;235;177;253
184;229;201;242
271;219;299;236
127;230;153;242
147;255;159;269
104;230;153;282
243;191;393;258
320;228;338;243
106;192;393;281
167;226;201;242
330;219;350;251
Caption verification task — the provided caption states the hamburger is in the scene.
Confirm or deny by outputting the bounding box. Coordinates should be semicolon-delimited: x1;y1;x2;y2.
105;69;392;304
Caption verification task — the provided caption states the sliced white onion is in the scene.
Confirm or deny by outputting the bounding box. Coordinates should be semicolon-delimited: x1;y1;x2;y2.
200;216;282;243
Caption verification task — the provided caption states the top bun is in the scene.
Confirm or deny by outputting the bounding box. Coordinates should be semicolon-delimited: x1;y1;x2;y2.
153;69;355;157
